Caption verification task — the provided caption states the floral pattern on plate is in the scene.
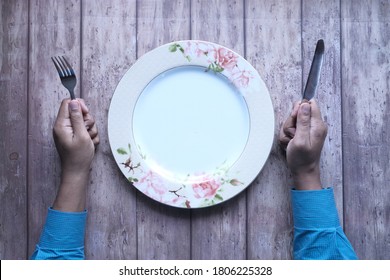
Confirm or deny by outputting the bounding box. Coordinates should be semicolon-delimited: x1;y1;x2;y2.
116;144;243;208
169;41;254;89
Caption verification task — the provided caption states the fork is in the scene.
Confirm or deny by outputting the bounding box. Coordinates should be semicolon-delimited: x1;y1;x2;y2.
51;56;77;100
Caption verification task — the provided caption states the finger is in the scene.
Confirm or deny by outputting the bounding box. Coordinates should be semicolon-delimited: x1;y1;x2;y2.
56;99;71;120
294;102;311;145
77;98;90;114
88;124;98;139
309;99;323;122
284;127;296;139
279;135;292;150
83;113;95;130
68;100;89;136
79;102;96;132
286;101;300;125
283;102;300;133
92;134;100;146
292;101;301;116
309;100;328;141
53;99;72;141
279;101;300;148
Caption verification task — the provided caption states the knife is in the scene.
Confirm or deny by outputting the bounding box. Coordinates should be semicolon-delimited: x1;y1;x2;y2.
303;39;325;100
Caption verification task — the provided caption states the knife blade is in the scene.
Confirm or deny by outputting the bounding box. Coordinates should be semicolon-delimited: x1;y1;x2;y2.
303;39;325;100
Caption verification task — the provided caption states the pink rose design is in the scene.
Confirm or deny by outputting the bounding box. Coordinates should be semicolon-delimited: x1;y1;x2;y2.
169;195;187;207
137;171;188;206
136;170;167;202
184;41;210;58
215;48;238;71
231;68;253;88
192;179;220;199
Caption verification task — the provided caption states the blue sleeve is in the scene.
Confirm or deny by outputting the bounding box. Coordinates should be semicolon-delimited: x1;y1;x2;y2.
31;208;87;260
291;188;358;260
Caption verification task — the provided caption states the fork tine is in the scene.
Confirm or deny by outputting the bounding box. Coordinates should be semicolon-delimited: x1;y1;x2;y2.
57;56;71;76
54;56;68;77
62;56;75;76
51;55;77;100
51;57;64;77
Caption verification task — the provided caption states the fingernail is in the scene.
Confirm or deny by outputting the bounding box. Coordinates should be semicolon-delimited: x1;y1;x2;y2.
69;100;79;111
301;103;310;115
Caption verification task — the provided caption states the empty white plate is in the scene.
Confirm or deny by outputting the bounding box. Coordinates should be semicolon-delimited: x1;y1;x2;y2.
108;40;274;208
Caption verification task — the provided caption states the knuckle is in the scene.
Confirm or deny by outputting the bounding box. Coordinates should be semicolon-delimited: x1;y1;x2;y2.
292;139;310;153
90;125;98;134
89;130;98;139
89;117;96;126
85;115;95;126
292;139;305;150
94;137;100;146
285;127;296;137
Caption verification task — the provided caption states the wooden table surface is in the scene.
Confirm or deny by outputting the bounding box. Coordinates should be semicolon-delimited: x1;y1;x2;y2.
1;0;389;260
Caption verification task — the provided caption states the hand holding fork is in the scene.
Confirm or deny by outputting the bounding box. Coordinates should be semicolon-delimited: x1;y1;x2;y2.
50;55;99;211
51;55;98;145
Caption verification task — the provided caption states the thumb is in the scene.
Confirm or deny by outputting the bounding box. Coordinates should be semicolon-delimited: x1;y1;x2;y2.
295;102;311;144
68;100;87;135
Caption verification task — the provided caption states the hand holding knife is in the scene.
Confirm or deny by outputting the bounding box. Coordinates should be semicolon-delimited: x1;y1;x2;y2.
279;39;328;192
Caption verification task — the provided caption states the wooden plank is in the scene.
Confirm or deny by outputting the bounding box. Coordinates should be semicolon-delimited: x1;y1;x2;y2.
341;0;390;260
27;0;81;257
245;0;301;259
0;0;28;259
81;0;137;259
190;0;247;260
301;0;343;221
136;0;191;260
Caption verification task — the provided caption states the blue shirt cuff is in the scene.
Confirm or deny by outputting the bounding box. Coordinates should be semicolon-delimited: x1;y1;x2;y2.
291;188;340;229
37;208;87;250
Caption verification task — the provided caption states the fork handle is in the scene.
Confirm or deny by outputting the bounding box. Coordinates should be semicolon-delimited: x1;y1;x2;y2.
69;89;76;100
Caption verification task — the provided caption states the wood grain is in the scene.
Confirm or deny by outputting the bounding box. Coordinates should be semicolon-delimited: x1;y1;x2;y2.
245;0;301;259
341;0;390;259
0;0;28;259
27;0;81;256
136;0;191;260
81;0;137;259
1;0;389;260
191;0;247;260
